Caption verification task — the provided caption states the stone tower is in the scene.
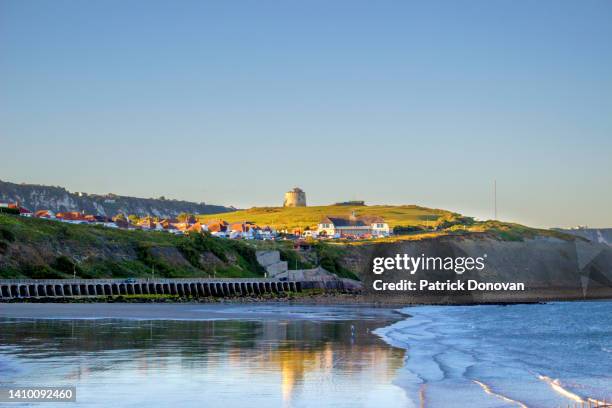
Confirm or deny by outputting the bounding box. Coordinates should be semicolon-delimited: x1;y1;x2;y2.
283;187;306;207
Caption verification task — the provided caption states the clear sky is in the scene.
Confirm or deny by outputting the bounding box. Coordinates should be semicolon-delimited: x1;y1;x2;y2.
1;1;611;228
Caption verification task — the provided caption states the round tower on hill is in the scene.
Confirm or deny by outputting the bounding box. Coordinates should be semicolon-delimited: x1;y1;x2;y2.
283;187;306;207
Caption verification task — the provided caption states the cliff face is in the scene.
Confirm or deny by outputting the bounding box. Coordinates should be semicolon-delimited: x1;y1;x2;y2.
339;235;612;303
557;228;612;246
0;180;232;218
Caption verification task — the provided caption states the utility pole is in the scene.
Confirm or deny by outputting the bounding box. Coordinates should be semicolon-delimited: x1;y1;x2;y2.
152;264;155;280
494;179;497;220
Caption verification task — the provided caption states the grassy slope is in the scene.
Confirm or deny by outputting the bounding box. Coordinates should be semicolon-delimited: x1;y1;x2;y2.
199;205;453;230
201;204;576;243
0;206;578;280
0;214;265;279
339;223;576;246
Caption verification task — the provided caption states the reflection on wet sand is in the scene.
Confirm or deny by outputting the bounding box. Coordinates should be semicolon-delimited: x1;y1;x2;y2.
0;317;406;407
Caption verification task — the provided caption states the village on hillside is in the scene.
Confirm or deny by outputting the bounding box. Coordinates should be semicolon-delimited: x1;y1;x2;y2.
0;187;392;241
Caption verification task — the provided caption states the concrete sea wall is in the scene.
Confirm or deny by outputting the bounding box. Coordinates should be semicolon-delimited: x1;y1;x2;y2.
0;278;350;300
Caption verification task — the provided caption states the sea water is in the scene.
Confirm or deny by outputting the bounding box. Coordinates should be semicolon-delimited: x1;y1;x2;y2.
0;305;407;408
376;301;612;407
0;302;610;407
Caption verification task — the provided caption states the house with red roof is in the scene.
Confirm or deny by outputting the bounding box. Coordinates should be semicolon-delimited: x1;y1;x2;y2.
34;210;56;219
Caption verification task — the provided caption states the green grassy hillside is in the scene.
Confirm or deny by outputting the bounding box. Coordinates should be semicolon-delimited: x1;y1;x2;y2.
0;206;577;281
201;205;575;243
200;204;456;231
0;214;265;279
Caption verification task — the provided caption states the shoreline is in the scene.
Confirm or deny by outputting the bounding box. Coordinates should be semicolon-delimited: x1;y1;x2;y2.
0;301;408;322
3;291;610;306
372;301;612;406
3;301;610;405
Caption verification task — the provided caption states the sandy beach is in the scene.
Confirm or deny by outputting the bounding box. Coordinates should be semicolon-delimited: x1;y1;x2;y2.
0;303;408;407
0;302;405;321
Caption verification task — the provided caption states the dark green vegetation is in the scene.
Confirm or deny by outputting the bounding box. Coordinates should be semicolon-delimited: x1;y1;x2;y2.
314;243;360;280
252;239;358;280
451;220;577;242
0;214;265;279
278;246;314;270
0;207;577;280
0;207;19;216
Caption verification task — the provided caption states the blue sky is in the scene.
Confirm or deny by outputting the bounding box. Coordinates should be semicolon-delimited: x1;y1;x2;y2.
1;0;611;227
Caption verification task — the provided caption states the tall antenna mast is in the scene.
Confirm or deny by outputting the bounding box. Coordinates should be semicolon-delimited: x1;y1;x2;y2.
494;179;497;220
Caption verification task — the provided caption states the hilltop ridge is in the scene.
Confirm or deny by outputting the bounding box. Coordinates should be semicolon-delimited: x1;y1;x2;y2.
199;204;455;231
0;180;233;219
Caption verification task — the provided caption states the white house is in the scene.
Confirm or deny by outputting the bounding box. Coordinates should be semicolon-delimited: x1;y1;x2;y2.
303;230;319;238
228;222;257;239
317;212;390;238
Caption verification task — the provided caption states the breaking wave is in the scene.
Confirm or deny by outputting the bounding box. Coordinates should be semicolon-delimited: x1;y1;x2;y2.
472;380;528;408
375;302;612;407
537;374;606;406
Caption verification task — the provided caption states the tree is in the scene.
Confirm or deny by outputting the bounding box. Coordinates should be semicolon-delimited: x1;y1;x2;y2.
434;213;475;230
177;212;196;223
113;213;127;222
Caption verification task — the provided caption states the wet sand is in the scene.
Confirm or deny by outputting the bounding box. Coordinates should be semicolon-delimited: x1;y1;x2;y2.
0;302;405;321
0;303;408;407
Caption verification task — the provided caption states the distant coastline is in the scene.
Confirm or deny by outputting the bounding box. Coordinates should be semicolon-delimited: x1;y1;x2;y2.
0;179;233;218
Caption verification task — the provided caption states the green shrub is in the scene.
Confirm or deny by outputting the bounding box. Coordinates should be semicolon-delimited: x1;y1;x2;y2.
279;248;313;270
0;266;24;278
57;225;70;239
228;240;266;275
80;260;151;278
0;228;16;242
135;243;177;277
393;225;427;235
0;207;19;215
320;256;336;273
177;233;228;264
24;265;67;279
315;243;359;280
435;214;475;230
51;255;78;274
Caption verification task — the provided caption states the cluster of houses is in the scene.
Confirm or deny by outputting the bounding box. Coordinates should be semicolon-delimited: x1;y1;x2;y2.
201;212;391;240
0;202;33;216
1;202;391;240
1;202;277;239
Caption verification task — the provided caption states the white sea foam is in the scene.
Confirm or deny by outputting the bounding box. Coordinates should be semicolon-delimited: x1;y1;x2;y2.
537;374;606;406
538;375;583;402
472;380;528;408
375;302;612;407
